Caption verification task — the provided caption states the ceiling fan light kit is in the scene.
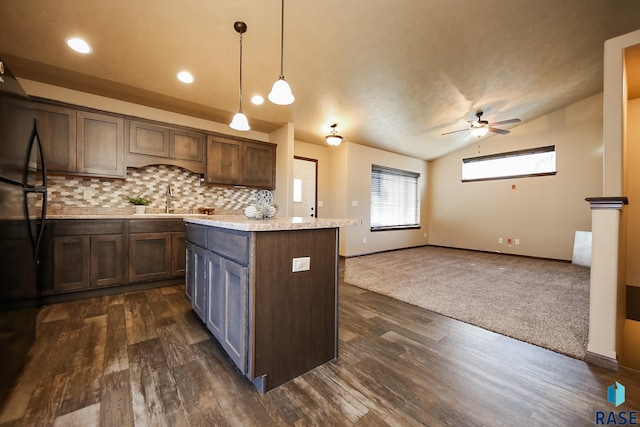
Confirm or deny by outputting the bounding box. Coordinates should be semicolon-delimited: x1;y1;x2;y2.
470;126;489;138
268;0;295;105
441;110;521;137
230;21;250;132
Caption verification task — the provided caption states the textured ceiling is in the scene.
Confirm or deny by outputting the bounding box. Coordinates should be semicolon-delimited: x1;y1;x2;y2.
1;0;640;160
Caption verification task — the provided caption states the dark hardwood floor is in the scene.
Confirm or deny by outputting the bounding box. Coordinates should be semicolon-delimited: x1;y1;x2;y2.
1;268;639;426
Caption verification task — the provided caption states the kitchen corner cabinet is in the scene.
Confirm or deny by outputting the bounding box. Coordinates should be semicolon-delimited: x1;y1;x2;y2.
126;120;205;174
34;102;125;178
206;135;276;189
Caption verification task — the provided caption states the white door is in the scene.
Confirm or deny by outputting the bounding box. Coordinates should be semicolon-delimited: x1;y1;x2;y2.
293;158;317;217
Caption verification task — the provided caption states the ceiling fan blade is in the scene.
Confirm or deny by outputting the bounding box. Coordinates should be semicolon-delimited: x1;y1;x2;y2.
490;118;521;126
441;128;469;136
489;127;510;135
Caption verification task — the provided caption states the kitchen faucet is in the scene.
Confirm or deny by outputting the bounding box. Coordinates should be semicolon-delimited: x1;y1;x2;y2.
165;183;173;213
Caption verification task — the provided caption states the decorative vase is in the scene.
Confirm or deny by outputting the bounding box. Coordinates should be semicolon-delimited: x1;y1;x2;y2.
135;205;146;214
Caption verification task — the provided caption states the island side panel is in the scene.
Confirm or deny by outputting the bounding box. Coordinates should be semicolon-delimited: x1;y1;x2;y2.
252;228;338;391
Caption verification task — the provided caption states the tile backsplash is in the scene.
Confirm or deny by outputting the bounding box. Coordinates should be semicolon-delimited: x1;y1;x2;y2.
47;165;258;215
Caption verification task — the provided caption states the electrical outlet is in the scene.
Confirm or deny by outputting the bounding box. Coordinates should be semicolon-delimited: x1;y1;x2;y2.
351;200;359;207
363;237;367;244
515;239;520;245
507;238;512;245
292;257;310;272
83;189;93;200
498;237;504;244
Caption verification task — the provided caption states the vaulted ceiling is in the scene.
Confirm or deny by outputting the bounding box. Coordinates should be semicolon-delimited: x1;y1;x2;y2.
1;1;640;160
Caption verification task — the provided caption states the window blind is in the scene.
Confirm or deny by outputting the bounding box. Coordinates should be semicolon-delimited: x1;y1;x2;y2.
370;165;420;231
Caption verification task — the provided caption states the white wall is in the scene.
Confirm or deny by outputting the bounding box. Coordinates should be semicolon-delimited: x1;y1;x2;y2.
428;93;604;260
339;142;429;257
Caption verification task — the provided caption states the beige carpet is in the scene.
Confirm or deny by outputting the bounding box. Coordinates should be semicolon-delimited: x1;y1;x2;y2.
344;246;590;359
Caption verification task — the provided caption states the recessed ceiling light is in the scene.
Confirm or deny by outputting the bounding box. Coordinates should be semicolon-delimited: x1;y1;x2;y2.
177;71;194;84
66;37;92;54
251;95;264;105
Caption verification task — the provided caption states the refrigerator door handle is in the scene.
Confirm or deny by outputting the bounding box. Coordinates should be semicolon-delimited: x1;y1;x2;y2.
23;118;47;262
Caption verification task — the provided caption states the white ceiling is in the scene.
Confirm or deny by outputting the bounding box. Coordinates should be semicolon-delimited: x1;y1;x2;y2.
1;0;640;160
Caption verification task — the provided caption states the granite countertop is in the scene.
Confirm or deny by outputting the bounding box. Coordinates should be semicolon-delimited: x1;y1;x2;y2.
46;213;210;219
184;215;362;231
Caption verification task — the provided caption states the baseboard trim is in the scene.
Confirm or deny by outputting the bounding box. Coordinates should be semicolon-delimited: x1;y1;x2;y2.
39;277;184;305
343;244;572;263
584;351;619;371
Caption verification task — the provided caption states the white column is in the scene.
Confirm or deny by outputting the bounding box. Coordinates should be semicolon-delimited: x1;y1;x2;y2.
586;197;628;368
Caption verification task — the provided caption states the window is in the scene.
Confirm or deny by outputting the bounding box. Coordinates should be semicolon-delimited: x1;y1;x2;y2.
370;165;420;231
462;145;556;182
293;178;302;203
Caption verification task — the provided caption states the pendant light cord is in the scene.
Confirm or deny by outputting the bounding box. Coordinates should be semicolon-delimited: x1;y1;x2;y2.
239;32;244;112
279;0;285;79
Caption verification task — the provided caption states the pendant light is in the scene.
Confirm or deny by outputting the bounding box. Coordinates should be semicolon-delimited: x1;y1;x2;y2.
230;21;250;131
268;0;295;105
325;123;343;146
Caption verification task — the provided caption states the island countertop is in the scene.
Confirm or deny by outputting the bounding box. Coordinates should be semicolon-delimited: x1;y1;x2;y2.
184;215;361;231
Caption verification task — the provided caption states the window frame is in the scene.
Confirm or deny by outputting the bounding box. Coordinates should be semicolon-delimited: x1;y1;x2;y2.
461;145;557;183
370;164;421;232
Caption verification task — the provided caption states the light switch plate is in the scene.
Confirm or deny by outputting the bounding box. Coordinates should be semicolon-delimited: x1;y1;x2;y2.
292;256;311;272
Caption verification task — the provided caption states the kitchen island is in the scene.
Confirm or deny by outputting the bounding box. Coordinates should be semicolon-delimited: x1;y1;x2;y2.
184;215;360;393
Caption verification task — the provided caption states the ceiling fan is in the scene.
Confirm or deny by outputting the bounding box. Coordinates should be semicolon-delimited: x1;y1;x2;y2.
441;111;521;137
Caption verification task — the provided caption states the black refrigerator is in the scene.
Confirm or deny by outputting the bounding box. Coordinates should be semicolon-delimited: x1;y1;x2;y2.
0;58;47;406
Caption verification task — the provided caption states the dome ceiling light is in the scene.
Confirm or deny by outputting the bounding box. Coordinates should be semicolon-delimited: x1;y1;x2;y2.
325;123;343;146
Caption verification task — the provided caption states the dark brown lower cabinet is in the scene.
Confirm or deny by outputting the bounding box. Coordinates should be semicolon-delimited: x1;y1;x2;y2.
90;235;124;287
128;232;172;282
171;232;186;276
45;219;185;298
53;236;90;291
53;233;123;292
127;218;186;285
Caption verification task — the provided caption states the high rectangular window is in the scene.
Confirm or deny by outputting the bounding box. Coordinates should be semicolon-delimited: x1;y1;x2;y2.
370;165;420;231
462;145;556;182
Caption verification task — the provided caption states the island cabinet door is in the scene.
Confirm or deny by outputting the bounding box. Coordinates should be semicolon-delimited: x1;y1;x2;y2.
219;258;248;374
186;242;207;322
205;252;224;339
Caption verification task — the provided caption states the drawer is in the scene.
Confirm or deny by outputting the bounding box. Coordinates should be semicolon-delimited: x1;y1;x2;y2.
129;219;186;233
186;223;207;248
50;219;125;236
207;227;250;265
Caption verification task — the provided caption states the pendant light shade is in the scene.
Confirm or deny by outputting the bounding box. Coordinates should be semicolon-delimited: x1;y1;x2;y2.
268;77;294;105
269;0;294;105
325;123;343;146
230;112;250;131
230;21;250;131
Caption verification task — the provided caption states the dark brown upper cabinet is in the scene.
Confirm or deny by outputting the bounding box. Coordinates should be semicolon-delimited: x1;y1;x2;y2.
33;102;125;178
206;135;276;190
126;120;205;174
